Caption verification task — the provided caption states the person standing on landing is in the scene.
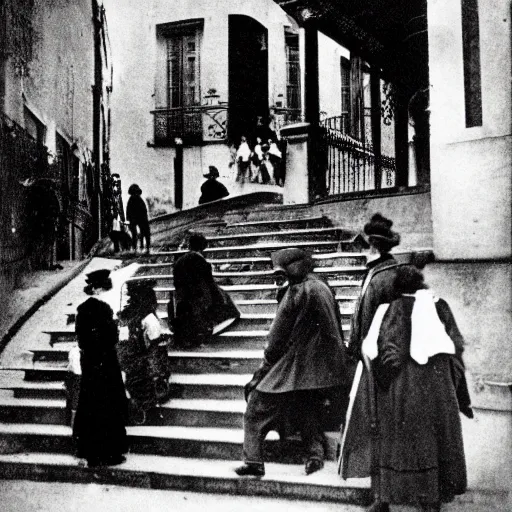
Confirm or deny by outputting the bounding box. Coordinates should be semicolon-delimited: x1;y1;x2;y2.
198;166;229;204
236;248;347;477
126;183;150;253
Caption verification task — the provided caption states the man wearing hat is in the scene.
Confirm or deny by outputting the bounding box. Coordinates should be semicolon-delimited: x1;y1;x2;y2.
198;166;229;205
73;269;128;467
338;213;405;512
235;248;347;477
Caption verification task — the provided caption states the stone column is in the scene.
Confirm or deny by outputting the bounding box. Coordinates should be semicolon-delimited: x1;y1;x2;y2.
280;123;310;205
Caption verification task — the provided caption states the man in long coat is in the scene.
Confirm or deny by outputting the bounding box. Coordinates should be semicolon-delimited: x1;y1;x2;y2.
73;269;128;467
339;213;404;512
235;248;347;477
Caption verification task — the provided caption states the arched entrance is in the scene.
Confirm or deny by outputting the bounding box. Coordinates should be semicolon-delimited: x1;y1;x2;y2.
228;15;268;145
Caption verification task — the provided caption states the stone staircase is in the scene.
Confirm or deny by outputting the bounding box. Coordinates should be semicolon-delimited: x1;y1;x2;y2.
0;212;376;506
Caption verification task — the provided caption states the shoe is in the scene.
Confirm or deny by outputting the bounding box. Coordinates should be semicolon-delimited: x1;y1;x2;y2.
305;458;324;475
234;463;265;477
366;502;390;512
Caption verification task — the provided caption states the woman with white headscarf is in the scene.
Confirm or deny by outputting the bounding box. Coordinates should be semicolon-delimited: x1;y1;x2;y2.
361;265;472;512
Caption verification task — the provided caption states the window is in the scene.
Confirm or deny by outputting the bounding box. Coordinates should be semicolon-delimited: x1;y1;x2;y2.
461;0;482;127
285;29;301;112
154;20;203;144
24;106;45;144
340;57;350;134
167;33;200;108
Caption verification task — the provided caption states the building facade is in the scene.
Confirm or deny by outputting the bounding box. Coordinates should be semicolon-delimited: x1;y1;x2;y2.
104;0;326;212
274;0;511;500
0;0;112;292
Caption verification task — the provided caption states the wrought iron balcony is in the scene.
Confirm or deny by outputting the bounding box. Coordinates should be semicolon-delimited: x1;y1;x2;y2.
151;105;228;146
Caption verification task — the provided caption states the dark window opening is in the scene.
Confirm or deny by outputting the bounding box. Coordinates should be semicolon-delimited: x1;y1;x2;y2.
285;30;301;112
461;0;482;127
24;106;45;145
340;56;350;134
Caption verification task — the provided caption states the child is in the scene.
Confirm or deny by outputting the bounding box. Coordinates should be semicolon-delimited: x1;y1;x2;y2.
118;280;170;424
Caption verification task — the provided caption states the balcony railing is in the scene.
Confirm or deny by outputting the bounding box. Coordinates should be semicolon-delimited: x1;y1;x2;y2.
317;116;396;197
151;104;228;146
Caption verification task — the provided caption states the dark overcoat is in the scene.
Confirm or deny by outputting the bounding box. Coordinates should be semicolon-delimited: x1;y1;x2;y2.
126;195;148;225
198;179;229;204
73;297;128;461
371;296;468;504
256;273;347;393
341;255;404;478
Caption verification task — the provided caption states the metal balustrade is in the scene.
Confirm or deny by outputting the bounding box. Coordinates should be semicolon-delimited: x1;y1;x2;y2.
318;117;396;197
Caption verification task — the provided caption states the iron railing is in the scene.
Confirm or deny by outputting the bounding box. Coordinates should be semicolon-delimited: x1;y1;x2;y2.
318;117;396;197
151;104;230;145
321;114;350;134
152;107;203;145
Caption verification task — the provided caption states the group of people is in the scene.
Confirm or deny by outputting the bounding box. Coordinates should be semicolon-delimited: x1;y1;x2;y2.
70;213;472;512
109;178;151;254
233;134;284;186
70;232;240;464
236;213;472;512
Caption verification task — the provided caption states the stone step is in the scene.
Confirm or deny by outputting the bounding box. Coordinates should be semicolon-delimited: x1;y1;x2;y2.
188;227;355;249
169;373;250;400
139;253;367;276
221;216;332;233
0;423;342;464
131;268;365;288
155;281;362;302
158;235;368;258
0;381;66;400
169;350;264;374
0;396;66;425
0;391;342;431
158;296;357;315
3;351;265;378
0;452;372;505
227;317;352;333
147;399;246;428
0;367;68;381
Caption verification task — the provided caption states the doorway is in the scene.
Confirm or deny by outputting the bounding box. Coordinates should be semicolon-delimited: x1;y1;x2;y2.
228;15;268;145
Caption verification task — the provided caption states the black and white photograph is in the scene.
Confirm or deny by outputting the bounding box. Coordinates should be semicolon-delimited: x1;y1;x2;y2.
0;0;510;510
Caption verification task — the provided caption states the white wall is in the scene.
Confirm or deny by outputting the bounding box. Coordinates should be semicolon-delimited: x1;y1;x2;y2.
103;0;292;215
428;0;512;259
318;32;349;120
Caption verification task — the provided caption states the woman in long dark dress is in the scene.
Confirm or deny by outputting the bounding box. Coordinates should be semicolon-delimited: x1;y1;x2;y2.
73;269;128;467
363;266;472;511
171;233;240;348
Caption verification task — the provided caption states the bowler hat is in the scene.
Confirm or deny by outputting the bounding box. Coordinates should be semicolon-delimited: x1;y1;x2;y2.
364;213;400;247
203;166;220;178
